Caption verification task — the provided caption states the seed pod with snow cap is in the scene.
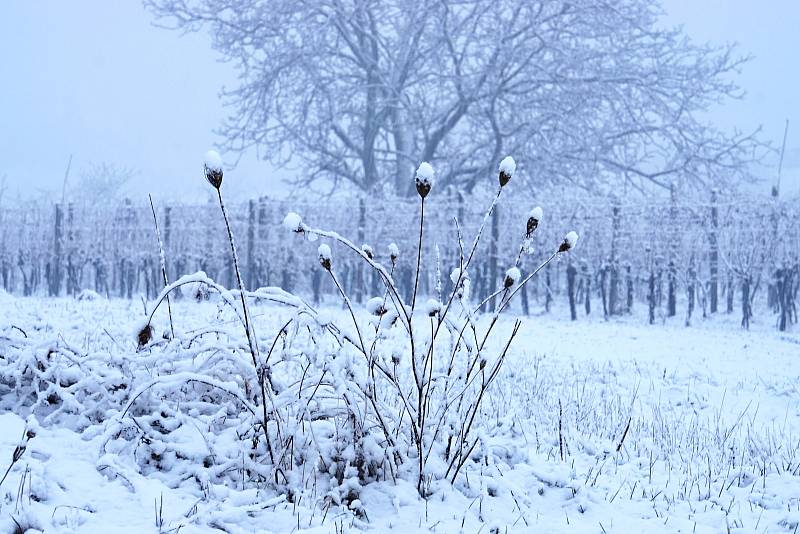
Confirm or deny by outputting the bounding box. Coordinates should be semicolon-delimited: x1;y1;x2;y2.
318;243;332;270
366;296;387;316
415;162;434;198
558;231;579;253
361;244;374;260
498;156;516;187
450;267;471;300
503;267;521;289
425;298;442;318
203;150;224;189
388;243;399;266
526;206;543;237
283;212;304;233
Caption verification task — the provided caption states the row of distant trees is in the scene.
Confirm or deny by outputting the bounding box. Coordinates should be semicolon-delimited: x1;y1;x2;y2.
0;191;796;330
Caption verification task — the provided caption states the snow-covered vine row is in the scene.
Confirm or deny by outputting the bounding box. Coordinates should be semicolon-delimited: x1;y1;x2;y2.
1;191;798;329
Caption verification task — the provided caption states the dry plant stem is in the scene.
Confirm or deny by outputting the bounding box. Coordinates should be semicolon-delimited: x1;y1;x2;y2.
514;244;525;267
121;376;257;419
474;286;510;316
304;227;412;332
501;251;560;314
216;188;259;363
327;269;403;452
434;189;502;340
328;269;366;355
418;319;439;456
148;194;174;339
0;456;19;489
433;191;503;354
474;251;560;359
368;265;396;382
411;196;425;311
460;252;559;391
414;191;505;493
216;187;279;464
447;321;521;483
445;250;561;482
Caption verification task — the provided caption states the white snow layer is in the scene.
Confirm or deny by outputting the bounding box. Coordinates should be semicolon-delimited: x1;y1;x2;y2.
415;162;434;183
282;212;303;232
499;156;516;177
388;242;400;260
204;149;223;172
504;266;521;285
317;243;332;261
564;230;579;248
2;293;799;534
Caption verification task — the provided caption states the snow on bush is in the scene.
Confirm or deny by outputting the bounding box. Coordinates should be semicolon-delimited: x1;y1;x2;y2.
75;289;103;301
366;296;387;316
0;155;582;522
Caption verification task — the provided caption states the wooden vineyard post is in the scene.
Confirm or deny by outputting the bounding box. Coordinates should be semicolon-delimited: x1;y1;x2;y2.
247;199;256;289
709;189;719;313
50;202;64;296
667;185;677;317
609;200;621;316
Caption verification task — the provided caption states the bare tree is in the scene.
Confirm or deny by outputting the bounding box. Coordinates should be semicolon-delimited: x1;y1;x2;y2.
70;162;136;205
147;0;761;195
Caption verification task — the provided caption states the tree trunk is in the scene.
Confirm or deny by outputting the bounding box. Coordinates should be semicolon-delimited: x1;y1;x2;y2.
567;263;577;321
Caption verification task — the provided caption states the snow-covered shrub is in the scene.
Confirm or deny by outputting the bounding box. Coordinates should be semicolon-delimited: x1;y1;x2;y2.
2;154;578;514
256;157;580;498
75;289;103;301
0;326;130;429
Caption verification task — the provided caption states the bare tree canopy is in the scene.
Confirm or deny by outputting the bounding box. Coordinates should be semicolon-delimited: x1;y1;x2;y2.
145;0;763;195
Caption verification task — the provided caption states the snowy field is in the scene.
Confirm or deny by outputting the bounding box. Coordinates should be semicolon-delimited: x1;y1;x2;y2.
1;291;799;534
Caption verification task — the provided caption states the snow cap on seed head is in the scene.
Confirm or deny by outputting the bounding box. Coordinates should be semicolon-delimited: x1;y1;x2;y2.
415;162;434;198
24;415;40;439
318;243;332;270
503;267;521;288
527;206;543;236
425;298;442;317
498;156;516;187
203;150;224;189
558;231;579;253
283;212;303;233
388;242;400;265
450;267;471;300
366;296;387;316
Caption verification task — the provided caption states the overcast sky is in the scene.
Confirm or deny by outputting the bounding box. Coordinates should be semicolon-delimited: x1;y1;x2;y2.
1;0;798;202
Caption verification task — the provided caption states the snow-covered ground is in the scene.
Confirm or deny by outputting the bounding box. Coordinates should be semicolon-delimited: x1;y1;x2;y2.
1;293;799;533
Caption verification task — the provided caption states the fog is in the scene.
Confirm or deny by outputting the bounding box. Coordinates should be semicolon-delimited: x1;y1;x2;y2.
1;0;798;200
